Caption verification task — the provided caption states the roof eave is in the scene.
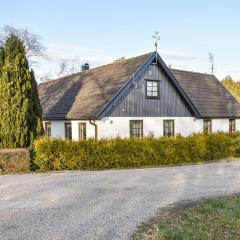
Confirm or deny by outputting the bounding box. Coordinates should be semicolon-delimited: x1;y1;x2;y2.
43;116;99;121
198;116;240;119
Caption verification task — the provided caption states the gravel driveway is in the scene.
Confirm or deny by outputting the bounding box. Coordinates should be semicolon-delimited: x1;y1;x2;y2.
1;160;240;240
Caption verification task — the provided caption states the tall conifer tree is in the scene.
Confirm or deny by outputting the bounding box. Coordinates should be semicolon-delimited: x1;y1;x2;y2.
0;47;4;68
0;35;43;148
30;69;43;142
0;47;4;147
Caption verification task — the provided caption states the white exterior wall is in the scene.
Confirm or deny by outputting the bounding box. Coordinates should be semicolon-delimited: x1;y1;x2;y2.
98;117;202;138
43;121;65;139
71;121;96;140
212;119;229;132
43;118;240;140
43;120;96;140
236;119;240;131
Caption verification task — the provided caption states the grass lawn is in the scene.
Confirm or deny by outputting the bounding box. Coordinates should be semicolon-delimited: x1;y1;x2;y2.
132;195;240;240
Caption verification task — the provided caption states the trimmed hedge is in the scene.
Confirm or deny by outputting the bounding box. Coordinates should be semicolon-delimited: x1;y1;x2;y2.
33;133;237;171
232;133;240;157
0;148;30;173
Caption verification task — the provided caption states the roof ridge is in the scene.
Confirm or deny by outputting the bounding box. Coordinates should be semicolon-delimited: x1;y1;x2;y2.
38;52;154;86
82;51;154;73
171;68;213;77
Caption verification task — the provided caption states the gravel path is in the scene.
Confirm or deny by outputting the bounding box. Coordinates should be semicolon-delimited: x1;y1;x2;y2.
0;160;240;240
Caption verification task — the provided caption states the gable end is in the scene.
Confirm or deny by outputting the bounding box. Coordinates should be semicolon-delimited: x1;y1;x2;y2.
97;52;200;118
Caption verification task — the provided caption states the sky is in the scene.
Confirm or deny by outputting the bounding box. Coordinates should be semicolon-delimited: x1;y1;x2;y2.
1;0;240;81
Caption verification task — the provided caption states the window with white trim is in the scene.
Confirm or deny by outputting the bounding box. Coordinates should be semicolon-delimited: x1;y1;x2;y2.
146;80;160;98
229;119;236;133
130;120;143;138
163;120;174;137
44;122;51;138
79;122;86;140
203;119;212;134
65;122;72;140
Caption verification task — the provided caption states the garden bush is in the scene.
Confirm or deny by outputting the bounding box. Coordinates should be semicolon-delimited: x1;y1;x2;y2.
0;148;30;173
231;133;240;157
33;133;237;171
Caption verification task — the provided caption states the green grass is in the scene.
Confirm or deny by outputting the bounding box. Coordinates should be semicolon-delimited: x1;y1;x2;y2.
132;196;240;240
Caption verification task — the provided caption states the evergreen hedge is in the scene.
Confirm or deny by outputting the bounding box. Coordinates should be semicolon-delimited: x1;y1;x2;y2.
33;133;237;171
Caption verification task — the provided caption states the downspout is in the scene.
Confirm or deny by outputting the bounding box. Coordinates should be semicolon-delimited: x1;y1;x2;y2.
89;119;98;139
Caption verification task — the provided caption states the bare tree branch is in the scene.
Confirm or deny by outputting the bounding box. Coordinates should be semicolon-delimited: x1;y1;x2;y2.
39;72;52;83
0;25;46;59
55;59;81;78
57;60;68;77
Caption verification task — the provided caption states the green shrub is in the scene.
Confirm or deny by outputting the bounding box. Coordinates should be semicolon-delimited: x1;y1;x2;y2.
33;133;237;171
231;133;240;157
0;148;30;173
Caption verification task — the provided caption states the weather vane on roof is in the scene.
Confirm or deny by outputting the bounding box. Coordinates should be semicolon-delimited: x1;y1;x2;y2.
153;31;160;53
152;31;160;64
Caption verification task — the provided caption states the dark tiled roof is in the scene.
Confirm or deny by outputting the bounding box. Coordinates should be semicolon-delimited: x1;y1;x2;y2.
38;52;153;120
171;69;240;117
38;52;240;120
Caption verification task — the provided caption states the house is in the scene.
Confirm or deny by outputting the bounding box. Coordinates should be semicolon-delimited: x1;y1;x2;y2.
38;52;240;140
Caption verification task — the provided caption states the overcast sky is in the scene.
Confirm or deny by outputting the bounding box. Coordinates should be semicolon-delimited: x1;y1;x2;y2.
1;0;240;81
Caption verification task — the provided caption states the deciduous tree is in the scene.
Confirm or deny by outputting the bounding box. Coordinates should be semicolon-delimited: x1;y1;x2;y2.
222;76;240;102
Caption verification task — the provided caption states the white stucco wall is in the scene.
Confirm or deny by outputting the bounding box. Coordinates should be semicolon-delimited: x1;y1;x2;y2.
212;119;229;132
236;119;240;131
43;118;240;140
71;121;96;140
43;120;96;140
45;121;65;139
98;117;201;138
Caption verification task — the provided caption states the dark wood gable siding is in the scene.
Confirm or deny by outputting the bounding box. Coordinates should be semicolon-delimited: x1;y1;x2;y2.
108;64;193;117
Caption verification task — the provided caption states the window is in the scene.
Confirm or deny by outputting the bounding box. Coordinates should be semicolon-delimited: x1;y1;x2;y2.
203;119;212;134
163;120;174;137
146;80;160;98
65;122;72;140
130;120;143;138
229;119;236;133
44;122;51;138
79;122;86;140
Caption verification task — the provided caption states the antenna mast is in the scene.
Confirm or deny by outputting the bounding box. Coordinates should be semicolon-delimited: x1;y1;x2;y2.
152;31;160;64
209;52;214;74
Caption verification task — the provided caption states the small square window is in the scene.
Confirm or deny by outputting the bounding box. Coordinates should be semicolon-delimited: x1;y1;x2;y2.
130;120;143;138
229;119;236;133
203;120;212;134
163;120;174;137
145;80;160;99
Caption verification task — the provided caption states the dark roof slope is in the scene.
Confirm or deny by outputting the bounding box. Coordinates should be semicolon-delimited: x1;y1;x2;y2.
38;52;152;120
171;69;240;117
38;52;240;120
